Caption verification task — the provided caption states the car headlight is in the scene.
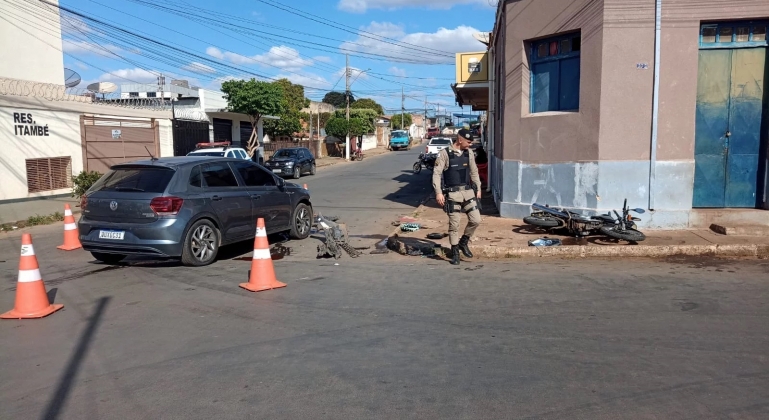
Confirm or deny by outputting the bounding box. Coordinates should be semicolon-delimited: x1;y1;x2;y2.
285;161;294;166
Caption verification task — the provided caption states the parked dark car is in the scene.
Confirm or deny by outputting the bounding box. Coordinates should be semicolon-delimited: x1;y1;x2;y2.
263;147;316;179
77;156;313;267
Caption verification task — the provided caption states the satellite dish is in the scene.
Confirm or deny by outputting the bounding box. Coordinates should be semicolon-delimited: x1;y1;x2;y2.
86;81;118;94
473;32;491;45
64;68;81;88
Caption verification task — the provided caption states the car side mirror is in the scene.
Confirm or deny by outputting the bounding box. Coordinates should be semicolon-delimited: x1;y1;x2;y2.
277;177;285;188
632;208;645;214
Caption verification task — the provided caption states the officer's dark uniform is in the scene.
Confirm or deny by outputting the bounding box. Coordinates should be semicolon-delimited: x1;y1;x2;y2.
432;129;482;265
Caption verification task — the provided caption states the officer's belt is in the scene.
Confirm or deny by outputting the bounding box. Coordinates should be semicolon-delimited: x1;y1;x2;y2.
444;185;472;192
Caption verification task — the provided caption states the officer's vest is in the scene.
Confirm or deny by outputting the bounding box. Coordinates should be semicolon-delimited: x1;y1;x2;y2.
442;149;470;187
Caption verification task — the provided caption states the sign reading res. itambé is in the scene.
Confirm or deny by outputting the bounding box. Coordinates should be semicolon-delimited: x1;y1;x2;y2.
12;112;50;136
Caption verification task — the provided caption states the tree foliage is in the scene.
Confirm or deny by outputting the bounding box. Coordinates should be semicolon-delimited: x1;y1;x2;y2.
333;109;376;134
264;78;307;137
221;79;284;156
322;91;355;108
390;113;413;130
324;117;349;139
350;98;384;115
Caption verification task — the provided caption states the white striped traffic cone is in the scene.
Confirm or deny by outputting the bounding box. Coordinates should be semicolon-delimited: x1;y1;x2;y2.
1;234;64;319
57;204;82;251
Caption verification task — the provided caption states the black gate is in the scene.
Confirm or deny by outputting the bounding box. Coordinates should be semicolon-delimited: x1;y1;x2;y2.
240;121;254;150
172;119;210;156
212;118;232;143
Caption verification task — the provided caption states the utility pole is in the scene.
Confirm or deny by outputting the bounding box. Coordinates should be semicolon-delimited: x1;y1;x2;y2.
401;86;404;130
345;54;350;161
157;74;165;108
424;96;427;139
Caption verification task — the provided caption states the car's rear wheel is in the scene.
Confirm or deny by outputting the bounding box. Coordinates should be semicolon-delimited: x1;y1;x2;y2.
290;203;312;240
181;219;220;267
91;252;126;265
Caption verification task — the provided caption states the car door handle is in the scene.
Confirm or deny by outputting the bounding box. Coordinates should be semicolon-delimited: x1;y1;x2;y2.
212;195;223;201
250;194;261;200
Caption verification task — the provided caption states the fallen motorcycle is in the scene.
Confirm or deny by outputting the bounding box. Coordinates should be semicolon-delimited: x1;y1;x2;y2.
413;152;437;174
523;198;646;242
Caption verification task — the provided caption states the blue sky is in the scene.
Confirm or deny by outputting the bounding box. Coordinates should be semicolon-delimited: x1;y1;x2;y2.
55;0;496;115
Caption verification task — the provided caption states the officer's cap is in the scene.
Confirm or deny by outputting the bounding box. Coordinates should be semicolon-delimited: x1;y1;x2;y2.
457;128;473;141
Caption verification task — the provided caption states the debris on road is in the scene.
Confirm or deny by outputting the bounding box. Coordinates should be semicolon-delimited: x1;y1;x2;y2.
400;223;420;232
426;233;446;240
386;234;439;257
528;238;563;247
315;214;361;259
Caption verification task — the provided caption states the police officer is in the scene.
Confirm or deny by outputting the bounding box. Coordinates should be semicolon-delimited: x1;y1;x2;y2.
432;128;482;265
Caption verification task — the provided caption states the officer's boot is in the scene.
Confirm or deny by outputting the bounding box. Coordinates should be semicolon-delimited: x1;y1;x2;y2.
458;235;474;258
450;245;461;265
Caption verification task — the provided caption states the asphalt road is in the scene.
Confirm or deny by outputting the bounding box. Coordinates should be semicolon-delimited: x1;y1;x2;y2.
1;147;769;419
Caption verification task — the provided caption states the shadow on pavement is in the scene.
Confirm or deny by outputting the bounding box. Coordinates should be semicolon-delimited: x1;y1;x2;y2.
42;296;111;420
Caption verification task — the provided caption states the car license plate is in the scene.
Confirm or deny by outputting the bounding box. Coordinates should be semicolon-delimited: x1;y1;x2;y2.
99;230;125;240
272;169;282;173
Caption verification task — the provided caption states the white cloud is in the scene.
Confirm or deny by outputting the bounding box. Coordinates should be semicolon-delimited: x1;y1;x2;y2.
97;67;158;84
314;56;333;63
206;46;314;72
340;22;484;64
62;39;122;57
338;0;492;13
74;62;89;71
389;66;407;77
182;61;217;74
276;73;331;90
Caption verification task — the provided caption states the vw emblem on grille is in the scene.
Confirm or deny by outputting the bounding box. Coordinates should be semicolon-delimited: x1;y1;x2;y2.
109;201;118;211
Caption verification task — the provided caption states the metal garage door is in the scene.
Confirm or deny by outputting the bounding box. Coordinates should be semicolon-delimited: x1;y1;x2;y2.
81;116;159;173
173;119;210;156
212;118;232;143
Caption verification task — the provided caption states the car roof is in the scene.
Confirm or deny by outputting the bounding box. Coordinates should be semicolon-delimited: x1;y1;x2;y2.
190;147;245;152
111;156;242;169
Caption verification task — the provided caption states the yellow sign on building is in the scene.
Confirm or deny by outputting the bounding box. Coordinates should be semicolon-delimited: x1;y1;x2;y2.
455;52;489;84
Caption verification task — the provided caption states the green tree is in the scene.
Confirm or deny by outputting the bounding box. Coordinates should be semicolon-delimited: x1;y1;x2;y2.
273;78;308;112
391;113;413;130
221;78;284;157
350;98;384;115
348;118;367;136
264;79;309;137
324;117;348;139
265;110;303;137
334;109;376;134
322;91;354;108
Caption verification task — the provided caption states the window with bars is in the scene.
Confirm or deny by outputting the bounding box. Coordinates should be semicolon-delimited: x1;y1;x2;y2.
25;157;73;193
530;32;581;113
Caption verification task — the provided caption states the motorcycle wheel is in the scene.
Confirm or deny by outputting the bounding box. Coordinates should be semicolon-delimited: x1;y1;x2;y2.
523;215;562;228
413;162;422;174
599;226;646;242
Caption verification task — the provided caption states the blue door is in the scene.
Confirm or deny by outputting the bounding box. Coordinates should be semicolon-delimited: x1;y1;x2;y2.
693;46;767;208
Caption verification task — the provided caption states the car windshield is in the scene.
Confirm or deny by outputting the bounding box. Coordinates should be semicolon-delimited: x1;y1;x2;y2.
90;167;175;193
189;151;225;157
392;132;408;138
430;139;452;145
274;149;299;158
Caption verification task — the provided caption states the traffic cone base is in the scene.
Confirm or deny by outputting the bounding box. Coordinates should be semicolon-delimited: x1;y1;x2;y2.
2;234;64;320
57;204;82;251
239;220;286;293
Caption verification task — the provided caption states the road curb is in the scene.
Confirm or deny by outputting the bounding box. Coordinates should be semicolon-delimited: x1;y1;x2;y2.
387;199;769;259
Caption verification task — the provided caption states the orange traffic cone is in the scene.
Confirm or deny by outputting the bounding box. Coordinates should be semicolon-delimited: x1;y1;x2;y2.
1;234;64;319
57;204;82;251
303;184;308;190
239;218;286;292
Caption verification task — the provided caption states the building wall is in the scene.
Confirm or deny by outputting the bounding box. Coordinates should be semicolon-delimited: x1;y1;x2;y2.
492;0;769;227
0;105;83;201
0;0;65;85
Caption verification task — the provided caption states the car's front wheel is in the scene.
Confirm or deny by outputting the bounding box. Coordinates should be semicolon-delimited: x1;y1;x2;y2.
290;203;313;240
91;252;126;265
310;164;316;175
181;219;220;267
292;166;301;179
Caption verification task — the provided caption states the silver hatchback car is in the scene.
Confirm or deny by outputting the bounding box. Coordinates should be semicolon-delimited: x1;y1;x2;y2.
78;156;313;266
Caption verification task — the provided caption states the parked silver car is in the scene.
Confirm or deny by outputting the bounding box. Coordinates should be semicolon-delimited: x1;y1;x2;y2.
78;156;313;266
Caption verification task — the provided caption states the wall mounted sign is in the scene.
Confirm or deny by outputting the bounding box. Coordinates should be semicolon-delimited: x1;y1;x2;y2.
12;112;50;136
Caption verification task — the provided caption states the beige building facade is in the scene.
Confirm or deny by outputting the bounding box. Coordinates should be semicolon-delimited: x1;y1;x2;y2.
484;0;769;228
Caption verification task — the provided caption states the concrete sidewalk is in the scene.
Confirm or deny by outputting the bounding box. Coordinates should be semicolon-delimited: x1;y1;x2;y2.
314;146;390;168
0;196;80;226
389;192;769;259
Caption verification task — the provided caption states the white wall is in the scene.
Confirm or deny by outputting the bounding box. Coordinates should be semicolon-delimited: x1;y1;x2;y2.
0;0;64;85
361;134;377;151
0;106;83;201
158;119;173;157
199;89;228;111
